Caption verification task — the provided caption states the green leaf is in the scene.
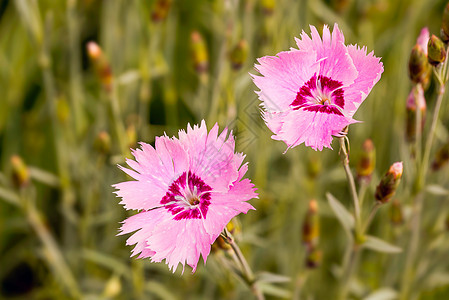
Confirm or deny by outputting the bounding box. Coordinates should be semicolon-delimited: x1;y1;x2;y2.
258;282;291;298
363;288;397;300
29;167;60;187
363;236;402;254
0;187;20;207
326;192;354;239
426;184;449;196
257;272;291;284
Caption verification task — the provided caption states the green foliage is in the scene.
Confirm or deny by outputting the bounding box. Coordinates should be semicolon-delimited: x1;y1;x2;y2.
1;0;449;299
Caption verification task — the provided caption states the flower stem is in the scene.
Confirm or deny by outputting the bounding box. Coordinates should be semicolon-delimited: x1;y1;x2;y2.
337;136;367;300
400;79;446;300
222;228;265;300
338;137;362;235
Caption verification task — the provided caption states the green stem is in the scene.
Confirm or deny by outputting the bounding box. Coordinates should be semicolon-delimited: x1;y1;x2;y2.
400;75;446;300
362;202;381;233
338;137;361;235
22;189;80;298
222;228;265;300
338;244;360;300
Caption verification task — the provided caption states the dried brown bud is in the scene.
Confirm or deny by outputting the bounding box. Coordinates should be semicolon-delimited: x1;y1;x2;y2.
356;139;376;182
302;200;319;246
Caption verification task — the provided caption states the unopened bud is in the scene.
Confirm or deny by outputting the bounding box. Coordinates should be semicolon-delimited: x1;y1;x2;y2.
94;131;111;155
406;85;426;143
302;200;319;246
409;44;431;85
151;0;172;23
375;162;403;203
442;3;449;43
390;200;403;225
356;139;376;182
190;31;208;74
87;42;112;91
305;246;322;269
11;155;30;188
229;40;248;71
126;124;137;149
212;235;231;251
261;0;275;15
428;35;447;66
432;140;449;171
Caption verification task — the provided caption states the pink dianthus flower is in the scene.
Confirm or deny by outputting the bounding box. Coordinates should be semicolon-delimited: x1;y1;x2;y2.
252;23;384;151
113;121;257;273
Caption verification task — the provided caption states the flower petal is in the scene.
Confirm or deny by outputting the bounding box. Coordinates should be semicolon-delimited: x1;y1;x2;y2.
275;106;357;151
344;45;384;115
252;50;319;112
295;24;358;87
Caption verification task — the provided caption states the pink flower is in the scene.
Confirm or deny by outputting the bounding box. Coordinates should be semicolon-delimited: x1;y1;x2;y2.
113;121;257;273
252;24;384;151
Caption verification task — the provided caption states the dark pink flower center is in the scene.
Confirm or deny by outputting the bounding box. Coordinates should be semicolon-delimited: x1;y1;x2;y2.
160;171;212;220
290;73;345;116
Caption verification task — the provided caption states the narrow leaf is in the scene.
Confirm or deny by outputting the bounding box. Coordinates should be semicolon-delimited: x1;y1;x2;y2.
258;282;291;298
426;184;449;196
363;236;402;254
363;288;397;300
257;272;291;284
326;192;354;238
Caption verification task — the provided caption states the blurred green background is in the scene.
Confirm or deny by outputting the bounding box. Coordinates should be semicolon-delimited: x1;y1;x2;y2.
1;0;449;299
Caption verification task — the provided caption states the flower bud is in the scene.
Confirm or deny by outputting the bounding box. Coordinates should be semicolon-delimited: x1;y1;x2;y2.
151;0;172;23
427;35;447;66
417;28;430;55
389;199;403;225
375;162;403;204
409;44;431;85
405;85;426;143
302;200;319;246
11;155;30;188
374;162;403;203
356;139;376;182
261;0;275;15
94;131;111;155
190;31;208;74
126;124;137;149
442;3;449;43
431;140;449;171
229;40;248;71
87;41;112;91
305;246;322;269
